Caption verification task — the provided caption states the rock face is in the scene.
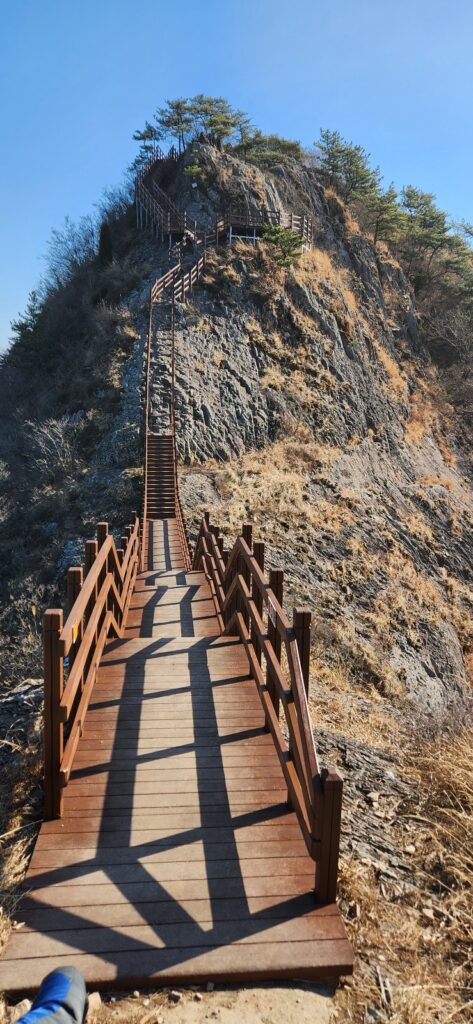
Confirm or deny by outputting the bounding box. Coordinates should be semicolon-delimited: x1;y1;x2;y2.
147;143;473;718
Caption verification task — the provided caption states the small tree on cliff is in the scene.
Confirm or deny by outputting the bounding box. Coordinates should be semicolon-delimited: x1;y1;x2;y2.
261;224;302;266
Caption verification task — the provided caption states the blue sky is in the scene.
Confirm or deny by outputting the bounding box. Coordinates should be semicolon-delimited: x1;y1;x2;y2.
1;0;472;350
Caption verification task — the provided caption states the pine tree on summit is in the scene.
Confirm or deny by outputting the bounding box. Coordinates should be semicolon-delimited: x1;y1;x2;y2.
155;99;194;153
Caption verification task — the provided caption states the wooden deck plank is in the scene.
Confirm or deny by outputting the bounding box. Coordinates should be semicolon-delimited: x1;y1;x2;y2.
0;940;353;990
15;897;339;933
1;517;353;991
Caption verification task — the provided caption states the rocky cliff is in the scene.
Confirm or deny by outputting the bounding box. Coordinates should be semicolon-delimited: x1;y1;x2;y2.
146;143;473;720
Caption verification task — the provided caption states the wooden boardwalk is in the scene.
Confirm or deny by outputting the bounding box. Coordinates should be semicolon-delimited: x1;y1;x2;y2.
1;519;352;991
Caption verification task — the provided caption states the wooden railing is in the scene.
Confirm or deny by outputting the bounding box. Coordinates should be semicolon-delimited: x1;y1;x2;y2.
193;513;343;903
136;149;314;255
142;287;191;569
150;253;209;306
43;515;140;819
170;299;192;569
135;144;167;183
140;290;154;569
224;207;313;244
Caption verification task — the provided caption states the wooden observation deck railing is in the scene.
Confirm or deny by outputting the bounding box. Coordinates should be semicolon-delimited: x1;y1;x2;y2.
193;513;343;904
43;514;140;819
135;146;315;254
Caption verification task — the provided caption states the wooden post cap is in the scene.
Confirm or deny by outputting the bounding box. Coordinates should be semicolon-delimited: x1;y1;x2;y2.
43;609;63;630
97;522;109;548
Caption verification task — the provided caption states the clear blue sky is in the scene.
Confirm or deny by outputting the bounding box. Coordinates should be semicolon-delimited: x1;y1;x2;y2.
1;0;472;350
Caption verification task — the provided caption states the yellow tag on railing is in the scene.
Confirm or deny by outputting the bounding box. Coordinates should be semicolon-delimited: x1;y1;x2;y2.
72;624;79;643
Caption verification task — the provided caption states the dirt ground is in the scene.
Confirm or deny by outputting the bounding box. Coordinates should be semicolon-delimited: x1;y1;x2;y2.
4;983;337;1024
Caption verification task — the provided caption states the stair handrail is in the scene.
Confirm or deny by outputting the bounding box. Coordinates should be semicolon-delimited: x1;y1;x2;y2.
170;297;192;568
192;512;343;904
43;514;140;820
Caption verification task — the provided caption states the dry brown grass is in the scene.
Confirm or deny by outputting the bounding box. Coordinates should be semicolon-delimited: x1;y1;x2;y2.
334;728;473;1023
373;338;408;401
308;639;398;749
184;438;347;542
418;474;455;493
260;363;323;408
260;365;285;390
0;712;43;954
210;440;351;537
212;348;224;367
405;388;438;444
294;246;360;327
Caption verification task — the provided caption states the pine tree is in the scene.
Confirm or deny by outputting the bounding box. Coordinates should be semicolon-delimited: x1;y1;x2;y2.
132;120;159;154
10;290;42;344
190;95;236;148
155;99;194;153
236;131;304;168
398;186;451;291
261;224;302;266
315;129;346;185
365;184;403;244
342;143;381;201
315;129;381;201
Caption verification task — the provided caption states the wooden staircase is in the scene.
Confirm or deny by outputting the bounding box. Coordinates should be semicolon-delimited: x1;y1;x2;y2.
145;434;177;519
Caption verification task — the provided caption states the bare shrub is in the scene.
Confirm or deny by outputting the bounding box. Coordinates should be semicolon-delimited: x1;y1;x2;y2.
26;416;80;483
43;215;97;291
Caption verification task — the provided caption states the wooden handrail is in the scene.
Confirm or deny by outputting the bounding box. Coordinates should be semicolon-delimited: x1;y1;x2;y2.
141;292;154;570
43;515;140;819
192;512;343;903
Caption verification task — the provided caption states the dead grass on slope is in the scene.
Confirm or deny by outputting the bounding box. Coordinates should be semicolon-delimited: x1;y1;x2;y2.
334;728;473;1023
372;338;408;401
0;710;43;953
205;439;348;538
309;639;399;750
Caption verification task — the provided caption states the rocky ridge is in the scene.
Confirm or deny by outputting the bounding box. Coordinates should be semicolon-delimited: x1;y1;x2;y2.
144;143;473;717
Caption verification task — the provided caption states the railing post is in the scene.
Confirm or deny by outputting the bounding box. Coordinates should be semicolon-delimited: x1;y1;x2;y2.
97;522;108;550
267;568;283;717
85;538;98;577
43;609;64;820
242;523;253;632
315;768;343;904
85;539;98;638
293;607;312;697
67;567;83;672
96;522;109;618
253;541;265;664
